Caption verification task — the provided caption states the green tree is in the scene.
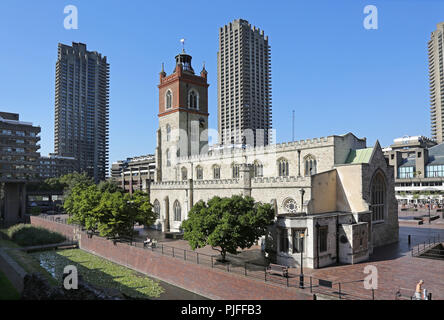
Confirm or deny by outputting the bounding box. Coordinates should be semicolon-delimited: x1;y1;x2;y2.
60;172;94;197
98;180;122;193
181;195;275;262
128;191;156;227
65;184;101;232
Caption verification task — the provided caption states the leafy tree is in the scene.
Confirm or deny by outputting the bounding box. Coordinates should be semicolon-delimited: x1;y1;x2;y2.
129;191;156;227
98;180;122;194
60;172;94;197
181;195;275;262
65;184;101;232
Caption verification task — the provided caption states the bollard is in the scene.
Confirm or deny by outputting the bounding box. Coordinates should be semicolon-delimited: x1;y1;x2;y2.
184;250;186;261
408;235;411;245
244;263;247;276
428;293;432;300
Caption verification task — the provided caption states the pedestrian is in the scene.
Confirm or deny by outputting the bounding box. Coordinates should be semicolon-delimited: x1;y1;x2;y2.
414;280;424;300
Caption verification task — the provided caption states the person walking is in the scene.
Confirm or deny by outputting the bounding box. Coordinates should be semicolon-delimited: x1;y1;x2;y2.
414;280;424;300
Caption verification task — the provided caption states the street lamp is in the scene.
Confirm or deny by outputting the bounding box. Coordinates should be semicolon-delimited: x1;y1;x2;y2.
428;196;431;224
299;233;305;289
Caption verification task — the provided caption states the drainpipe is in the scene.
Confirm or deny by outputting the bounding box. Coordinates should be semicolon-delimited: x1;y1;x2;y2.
315;222;320;269
336;215;339;264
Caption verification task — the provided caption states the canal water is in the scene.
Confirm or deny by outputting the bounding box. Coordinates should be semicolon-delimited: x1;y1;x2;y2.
31;249;208;300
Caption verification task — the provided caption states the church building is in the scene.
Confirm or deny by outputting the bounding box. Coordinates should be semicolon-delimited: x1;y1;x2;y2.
149;50;399;269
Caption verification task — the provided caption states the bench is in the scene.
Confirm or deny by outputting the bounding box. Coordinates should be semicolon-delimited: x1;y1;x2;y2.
266;263;288;278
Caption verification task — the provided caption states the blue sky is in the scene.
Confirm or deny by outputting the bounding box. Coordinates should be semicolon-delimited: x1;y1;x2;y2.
0;0;442;167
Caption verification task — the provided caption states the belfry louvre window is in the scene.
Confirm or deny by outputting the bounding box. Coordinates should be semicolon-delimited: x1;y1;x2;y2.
188;90;198;109
371;172;386;222
166;90;172;109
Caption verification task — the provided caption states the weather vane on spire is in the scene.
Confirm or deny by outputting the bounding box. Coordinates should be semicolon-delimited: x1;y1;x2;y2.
180;38;186;53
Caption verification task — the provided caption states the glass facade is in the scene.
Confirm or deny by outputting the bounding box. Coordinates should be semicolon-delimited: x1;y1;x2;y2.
398;166;414;179
426;165;444;178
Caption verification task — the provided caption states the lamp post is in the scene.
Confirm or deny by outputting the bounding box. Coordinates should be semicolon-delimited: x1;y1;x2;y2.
428;196;431;224
299;233;305;289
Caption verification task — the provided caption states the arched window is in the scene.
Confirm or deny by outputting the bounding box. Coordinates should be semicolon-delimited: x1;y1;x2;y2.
196;166;203;180
181;167;188;180
153;200;160;219
232;163;240;179
304;155;317;176
283;198;297;213
188;90;198;109
213;165;221;179
173;200;181;221
166;124;171;142
166;149;171;167
253;160;263;178
278;158;289;177
371;171;386;222
165;90;172;109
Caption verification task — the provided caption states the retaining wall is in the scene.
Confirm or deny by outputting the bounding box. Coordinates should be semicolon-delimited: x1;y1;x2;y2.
30;216;310;300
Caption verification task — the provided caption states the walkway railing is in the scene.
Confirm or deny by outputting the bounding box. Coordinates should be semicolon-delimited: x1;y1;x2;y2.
35;214;375;300
411;234;442;258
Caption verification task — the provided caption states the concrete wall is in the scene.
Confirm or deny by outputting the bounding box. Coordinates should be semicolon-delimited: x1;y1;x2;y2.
0;248;27;293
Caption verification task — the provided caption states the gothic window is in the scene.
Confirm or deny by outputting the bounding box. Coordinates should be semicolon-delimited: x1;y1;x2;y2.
181;167;188;181
253;160;263;178
166;124;171;142
173;200;181;221
371;171;386;222
188;90;199;109
196;166;203;180
165;90;172;109
292;229;305;253
283;198;297;213
232;164;240;179
153;200;160;219
213;165;221;179
304;155;317;176
166;149;171;167
278;158;289;177
279;228;289;253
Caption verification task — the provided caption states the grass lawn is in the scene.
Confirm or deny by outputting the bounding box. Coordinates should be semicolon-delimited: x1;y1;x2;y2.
31;249;165;299
0;269;20;300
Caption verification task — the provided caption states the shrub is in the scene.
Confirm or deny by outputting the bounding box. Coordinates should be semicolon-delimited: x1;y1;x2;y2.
6;224;66;247
30;207;42;215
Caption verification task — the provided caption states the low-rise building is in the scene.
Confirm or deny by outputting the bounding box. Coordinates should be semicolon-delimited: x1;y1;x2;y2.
110;155;155;194
38;153;78;179
384;135;444;204
0;111;41;225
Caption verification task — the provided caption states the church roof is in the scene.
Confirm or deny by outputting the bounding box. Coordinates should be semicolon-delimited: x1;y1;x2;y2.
345;148;374;164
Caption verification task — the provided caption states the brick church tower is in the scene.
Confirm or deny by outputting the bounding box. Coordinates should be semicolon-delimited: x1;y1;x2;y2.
155;50;209;182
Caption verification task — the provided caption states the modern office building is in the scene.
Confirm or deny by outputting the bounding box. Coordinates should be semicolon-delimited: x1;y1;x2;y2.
429;22;444;144
54;42;109;182
110;155;155;194
0;112;41;225
38;153;78;179
383;135;444;203
217;19;272;146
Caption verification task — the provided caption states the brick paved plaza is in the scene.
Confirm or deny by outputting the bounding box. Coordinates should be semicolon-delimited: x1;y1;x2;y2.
135;211;444;300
